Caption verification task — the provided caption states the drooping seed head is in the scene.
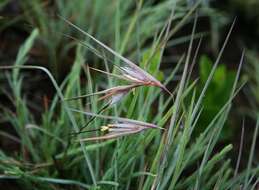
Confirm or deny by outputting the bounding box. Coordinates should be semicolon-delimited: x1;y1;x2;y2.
98;84;141;106
119;66;172;96
78;121;163;141
60;17;172;96
64;84;140;106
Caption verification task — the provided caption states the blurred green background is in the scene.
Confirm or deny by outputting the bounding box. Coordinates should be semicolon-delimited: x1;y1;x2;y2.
0;0;258;189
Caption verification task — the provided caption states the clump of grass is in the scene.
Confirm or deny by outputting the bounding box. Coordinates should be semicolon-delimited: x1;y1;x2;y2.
0;2;258;190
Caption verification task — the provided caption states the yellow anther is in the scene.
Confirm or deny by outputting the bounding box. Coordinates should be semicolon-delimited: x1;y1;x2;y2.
101;126;110;132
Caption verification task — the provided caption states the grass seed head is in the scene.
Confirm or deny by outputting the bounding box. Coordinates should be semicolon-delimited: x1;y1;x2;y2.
64;84;140;105
119;66;172;95
78;121;164;141
60;16;173;96
98;84;141;106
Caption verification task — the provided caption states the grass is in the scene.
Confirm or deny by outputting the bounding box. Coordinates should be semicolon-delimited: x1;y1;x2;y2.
0;1;259;190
